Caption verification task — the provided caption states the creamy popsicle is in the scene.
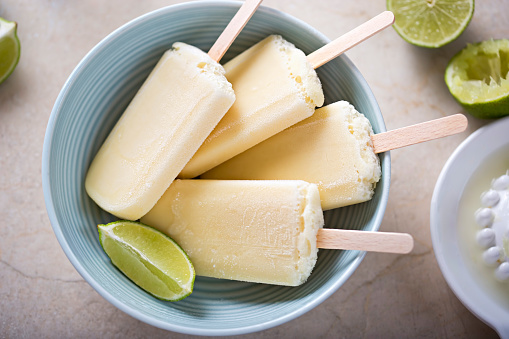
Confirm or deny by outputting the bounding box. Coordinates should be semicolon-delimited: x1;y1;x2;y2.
85;0;263;220
202;101;381;210
179;12;396;178
140;179;324;286
202;101;468;210
85;43;235;220
178;35;324;178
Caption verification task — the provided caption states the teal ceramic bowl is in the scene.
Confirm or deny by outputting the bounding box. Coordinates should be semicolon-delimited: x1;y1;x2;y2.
42;1;390;335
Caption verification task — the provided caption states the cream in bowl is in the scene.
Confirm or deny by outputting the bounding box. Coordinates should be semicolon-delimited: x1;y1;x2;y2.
431;116;509;338
457;157;509;294
473;171;509;282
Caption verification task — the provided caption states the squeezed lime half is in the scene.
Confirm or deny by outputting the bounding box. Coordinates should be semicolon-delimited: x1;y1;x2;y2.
0;17;20;84
445;39;509;119
387;0;474;48
98;220;195;301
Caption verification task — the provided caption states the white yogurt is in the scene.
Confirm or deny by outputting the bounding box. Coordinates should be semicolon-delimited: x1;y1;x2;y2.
457;146;509;307
475;171;509;279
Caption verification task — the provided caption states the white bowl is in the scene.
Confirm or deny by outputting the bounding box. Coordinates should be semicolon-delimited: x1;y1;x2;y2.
430;116;509;338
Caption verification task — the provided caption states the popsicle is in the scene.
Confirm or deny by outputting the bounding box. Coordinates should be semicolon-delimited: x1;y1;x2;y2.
85;0;262;220
202;101;468;210
140;179;414;286
178;11;395;178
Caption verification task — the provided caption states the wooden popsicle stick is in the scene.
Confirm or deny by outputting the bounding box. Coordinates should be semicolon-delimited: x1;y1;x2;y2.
371;114;468;154
317;229;414;254
208;0;263;62
306;11;395;69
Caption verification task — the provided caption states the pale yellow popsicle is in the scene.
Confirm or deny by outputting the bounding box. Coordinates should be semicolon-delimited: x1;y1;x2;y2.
85;43;235;220
140;179;324;286
178;35;325;178
201;101;381;210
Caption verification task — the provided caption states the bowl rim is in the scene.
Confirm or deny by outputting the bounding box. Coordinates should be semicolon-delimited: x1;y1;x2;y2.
430;115;509;337
42;0;390;335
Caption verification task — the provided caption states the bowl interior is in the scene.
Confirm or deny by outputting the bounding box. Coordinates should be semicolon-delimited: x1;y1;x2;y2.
42;1;389;335
430;116;509;337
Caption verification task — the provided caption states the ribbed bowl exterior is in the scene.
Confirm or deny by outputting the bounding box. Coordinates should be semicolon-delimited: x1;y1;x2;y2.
42;1;390;335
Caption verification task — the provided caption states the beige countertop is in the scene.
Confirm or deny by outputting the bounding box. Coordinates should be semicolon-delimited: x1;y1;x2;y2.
1;0;507;337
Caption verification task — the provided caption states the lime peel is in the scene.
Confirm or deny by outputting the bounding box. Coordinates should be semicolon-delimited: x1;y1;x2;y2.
98;220;195;301
0;17;20;84
445;39;509;119
387;0;475;48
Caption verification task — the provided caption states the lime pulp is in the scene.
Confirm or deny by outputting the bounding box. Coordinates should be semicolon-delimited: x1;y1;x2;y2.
98;220;195;301
445;39;509;119
0;17;20;84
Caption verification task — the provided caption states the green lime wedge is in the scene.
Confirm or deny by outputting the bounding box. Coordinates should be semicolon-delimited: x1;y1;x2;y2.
0;17;20;84
445;39;509;119
98;220;195;301
387;0;474;48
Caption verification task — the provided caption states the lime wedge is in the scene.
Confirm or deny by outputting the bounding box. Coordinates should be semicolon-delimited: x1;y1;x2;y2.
98;220;195;301
445;39;509;119
387;0;474;48
0;17;20;84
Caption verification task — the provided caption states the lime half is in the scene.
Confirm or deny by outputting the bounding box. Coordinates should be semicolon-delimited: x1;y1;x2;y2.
98;220;195;301
387;0;474;48
445;39;509;119
0;17;20;84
